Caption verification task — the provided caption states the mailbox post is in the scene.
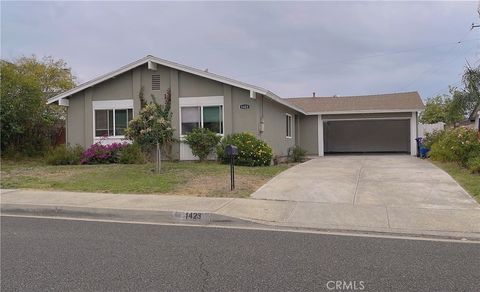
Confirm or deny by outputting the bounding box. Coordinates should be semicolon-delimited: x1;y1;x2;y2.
224;145;238;190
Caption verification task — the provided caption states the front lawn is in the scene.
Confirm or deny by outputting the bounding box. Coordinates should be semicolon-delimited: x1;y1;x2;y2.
430;160;480;203
0;159;291;198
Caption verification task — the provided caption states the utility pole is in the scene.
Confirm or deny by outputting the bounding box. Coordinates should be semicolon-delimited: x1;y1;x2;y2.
472;3;480;30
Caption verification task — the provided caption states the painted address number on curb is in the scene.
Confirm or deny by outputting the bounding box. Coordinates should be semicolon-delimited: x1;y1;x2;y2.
185;212;202;220
172;211;209;222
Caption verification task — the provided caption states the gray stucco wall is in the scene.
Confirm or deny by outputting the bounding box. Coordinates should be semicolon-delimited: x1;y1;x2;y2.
179;72;223;97
299;115;318;155
259;96;298;157
65;62;302;158
66;92;85;147
91;71;133;102
231;87;258;135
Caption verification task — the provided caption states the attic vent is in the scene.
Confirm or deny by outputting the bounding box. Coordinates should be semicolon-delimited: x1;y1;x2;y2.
152;75;160;91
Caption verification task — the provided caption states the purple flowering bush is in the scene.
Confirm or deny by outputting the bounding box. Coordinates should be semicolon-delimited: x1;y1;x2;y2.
81;142;128;164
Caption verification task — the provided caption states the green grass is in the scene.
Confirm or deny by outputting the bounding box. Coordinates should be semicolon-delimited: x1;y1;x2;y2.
430;160;480;202
0;159;291;198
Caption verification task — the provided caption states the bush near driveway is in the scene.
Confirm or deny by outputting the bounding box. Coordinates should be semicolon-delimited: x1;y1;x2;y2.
425;128;480;201
431;160;480;202
288;146;307;162
422;130;444;149
217;133;273;166
466;156;480;174
429;127;480;170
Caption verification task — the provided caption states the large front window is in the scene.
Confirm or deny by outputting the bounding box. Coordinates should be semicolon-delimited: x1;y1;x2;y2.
181;105;223;135
94;109;133;137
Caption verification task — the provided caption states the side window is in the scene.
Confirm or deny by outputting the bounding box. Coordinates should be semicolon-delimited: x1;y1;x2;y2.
286;114;292;138
152;74;160;91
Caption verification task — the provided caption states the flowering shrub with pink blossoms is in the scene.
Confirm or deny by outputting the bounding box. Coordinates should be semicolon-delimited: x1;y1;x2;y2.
80;142;128;164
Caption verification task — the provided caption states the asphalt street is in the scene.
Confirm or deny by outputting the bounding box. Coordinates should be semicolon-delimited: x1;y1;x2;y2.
1;216;479;291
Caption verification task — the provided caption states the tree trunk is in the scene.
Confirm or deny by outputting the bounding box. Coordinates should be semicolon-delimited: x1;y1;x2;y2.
156;142;161;173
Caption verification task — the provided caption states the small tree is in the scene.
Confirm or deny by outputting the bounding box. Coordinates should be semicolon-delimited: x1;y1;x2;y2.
420;95;447;124
125;89;174;171
420;89;465;126
184;128;221;161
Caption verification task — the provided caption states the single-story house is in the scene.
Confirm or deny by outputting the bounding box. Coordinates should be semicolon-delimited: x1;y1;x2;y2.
47;55;425;159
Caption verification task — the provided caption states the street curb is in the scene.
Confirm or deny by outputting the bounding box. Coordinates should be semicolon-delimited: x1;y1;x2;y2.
2;203;480;242
0;203;257;227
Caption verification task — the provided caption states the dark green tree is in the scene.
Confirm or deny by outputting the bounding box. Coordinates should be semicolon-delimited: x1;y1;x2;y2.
0;56;75;155
420;95;448;124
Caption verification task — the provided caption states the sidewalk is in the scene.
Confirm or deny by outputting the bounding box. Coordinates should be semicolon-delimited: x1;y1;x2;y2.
2;189;480;240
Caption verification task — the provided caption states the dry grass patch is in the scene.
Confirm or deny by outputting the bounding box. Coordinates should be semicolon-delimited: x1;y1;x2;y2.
173;172;273;198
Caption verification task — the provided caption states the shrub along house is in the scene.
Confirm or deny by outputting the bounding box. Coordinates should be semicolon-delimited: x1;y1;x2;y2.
47;55;425;160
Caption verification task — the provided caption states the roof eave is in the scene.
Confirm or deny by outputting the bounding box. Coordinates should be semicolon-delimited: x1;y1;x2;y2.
47;56;152;104
265;91;306;114
48;55;282;107
303;108;425;115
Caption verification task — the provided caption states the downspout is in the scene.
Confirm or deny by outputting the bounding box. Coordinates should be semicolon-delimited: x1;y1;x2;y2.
65;109;68;145
259;95;265;136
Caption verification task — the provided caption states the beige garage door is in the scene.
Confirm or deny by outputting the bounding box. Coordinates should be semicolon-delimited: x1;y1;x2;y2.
324;119;410;153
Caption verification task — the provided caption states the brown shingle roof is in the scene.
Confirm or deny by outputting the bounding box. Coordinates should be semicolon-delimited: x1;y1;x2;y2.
286;91;424;114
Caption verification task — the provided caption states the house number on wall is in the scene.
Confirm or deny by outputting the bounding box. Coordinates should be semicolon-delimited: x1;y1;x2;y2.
239;104;250;109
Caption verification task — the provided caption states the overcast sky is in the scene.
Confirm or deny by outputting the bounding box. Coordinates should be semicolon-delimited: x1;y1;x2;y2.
2;1;479;99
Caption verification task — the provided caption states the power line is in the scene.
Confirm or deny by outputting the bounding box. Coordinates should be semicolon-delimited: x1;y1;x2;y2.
400;30;477;93
428;80;463;99
238;38;479;79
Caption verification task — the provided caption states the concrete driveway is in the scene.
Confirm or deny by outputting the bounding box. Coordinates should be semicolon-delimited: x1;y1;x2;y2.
252;155;479;210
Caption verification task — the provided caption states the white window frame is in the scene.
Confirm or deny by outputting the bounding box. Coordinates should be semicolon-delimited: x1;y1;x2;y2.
179;96;224;137
92;100;134;141
286;113;293;139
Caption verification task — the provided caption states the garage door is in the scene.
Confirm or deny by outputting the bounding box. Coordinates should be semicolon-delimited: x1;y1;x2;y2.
324;119;410;153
